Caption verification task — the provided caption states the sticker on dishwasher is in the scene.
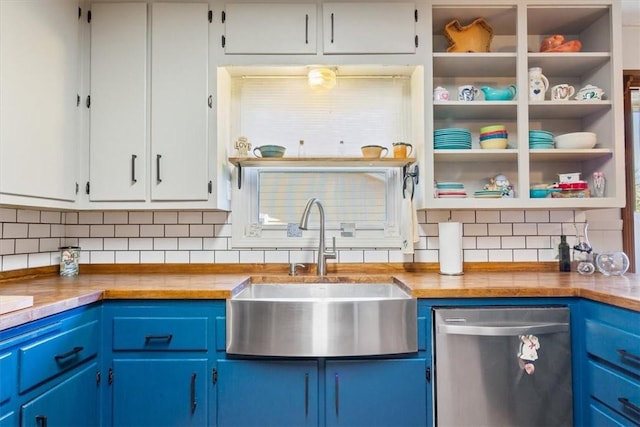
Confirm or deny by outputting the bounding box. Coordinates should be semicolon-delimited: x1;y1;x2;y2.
517;334;540;375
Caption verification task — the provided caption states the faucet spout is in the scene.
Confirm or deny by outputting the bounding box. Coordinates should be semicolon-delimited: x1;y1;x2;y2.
299;198;336;276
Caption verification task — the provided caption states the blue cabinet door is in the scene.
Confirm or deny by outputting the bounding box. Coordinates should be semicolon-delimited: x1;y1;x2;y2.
20;362;99;427
112;359;208;427
325;358;427;427
216;359;319;427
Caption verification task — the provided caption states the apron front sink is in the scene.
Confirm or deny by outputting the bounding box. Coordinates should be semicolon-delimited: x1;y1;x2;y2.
226;277;417;357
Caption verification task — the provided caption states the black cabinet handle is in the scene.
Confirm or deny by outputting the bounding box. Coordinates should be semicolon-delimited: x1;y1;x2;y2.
36;415;47;427
334;373;339;417
144;334;173;344
190;373;197;414
330;13;334;43
305;14;309;44
54;346;83;362
156;154;162;183
208;95;213;109
617;349;640;363
131;154;137;183
618;397;640;415
304;373;309;417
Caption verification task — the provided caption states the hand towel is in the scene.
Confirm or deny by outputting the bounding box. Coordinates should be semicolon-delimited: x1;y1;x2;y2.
401;197;419;254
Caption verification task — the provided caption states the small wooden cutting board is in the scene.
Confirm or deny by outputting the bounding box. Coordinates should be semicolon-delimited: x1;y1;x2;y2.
0;295;34;315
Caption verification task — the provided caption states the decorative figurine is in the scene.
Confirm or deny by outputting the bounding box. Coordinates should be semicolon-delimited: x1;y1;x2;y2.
234;136;251;157
485;173;514;198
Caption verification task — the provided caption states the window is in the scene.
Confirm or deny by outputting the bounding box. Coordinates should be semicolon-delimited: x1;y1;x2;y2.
226;66;422;249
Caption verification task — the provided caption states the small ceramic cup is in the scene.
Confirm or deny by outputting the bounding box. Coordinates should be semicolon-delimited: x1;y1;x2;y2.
361;145;388;158
551;84;575;101
392;142;413;158
433;86;449;101
458;85;478;101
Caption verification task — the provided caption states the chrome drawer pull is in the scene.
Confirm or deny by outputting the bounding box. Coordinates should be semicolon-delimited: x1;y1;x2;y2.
618;397;640;415
617;349;640;363
190;373;197;414
54;346;83;362
145;334;173;343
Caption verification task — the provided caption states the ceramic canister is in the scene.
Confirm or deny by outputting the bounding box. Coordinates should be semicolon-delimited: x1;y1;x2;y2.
528;67;549;101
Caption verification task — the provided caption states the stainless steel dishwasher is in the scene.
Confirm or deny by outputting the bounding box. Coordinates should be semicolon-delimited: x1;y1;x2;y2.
433;306;573;426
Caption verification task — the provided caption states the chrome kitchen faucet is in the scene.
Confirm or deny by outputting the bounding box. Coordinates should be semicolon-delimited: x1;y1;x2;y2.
299;198;336;276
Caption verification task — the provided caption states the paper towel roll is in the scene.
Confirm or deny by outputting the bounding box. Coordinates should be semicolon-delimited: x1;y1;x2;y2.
438;222;463;275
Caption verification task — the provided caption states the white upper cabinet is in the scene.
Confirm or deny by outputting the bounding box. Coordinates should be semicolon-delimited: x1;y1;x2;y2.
322;2;417;54
150;3;210;201
0;0;80;207
89;3;147;202
223;3;317;54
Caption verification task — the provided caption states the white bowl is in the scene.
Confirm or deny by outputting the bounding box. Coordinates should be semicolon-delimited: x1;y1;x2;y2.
554;132;596;149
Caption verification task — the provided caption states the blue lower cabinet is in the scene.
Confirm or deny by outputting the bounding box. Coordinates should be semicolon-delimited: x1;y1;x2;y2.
216;359;319;427
324;358;428;427
20;362;99;427
111;359;208;427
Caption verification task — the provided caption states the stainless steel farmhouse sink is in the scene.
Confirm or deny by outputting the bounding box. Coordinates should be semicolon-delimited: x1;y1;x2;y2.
226;277;417;357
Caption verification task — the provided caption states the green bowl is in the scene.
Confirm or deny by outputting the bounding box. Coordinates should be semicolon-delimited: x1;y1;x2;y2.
254;145;286;158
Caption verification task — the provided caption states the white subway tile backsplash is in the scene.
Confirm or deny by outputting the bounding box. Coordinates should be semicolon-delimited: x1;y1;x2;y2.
15;239;39;254
513;249;539;262
90;225;115;238
487;224;512;236
525;211;549;223
464;223;488;236
104;211;129;224
154;212;178;224
116;251;140;264
476;236;501;249
129;212;153;224
129;238;153;251
500;210;525;223
488;250;513;262
513;223;538;236
165;225;190;237
501;236;526;249
154;238;178;250
3;223;28;238
0;208;17;222
178;238;203;251
79;212;103;224
17;209;40;223
0;208;626;272
476;210;500;223
179;212;203;224
140;224;165;237
104;238;129;251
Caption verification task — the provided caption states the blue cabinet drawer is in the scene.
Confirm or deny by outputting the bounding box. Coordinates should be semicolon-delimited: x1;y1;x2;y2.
19;321;99;393
585;319;640;377
112;317;208;351
0;351;16;404
587;360;640;425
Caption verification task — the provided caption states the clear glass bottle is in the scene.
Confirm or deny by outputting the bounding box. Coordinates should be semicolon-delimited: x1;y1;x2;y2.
298;140;305;157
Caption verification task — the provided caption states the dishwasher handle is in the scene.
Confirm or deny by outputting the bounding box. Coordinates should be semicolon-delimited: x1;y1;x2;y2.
438;321;569;336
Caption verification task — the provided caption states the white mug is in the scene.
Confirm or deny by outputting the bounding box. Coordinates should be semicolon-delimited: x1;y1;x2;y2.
458;85;478;101
551;84;575;101
434;86;450;101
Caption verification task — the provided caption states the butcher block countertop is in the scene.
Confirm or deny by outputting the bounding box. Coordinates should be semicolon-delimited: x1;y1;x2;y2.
1;264;638;331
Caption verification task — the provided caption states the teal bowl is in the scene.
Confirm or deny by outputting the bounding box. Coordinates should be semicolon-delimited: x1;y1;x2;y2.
254;145;286;158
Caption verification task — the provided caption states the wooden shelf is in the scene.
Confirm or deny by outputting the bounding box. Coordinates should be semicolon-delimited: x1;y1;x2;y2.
228;157;416;168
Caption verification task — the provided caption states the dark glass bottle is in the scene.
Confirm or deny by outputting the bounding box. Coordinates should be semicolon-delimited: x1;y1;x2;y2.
559;235;571;272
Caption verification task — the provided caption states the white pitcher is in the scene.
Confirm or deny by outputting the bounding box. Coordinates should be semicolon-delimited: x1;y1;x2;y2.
528;67;549;101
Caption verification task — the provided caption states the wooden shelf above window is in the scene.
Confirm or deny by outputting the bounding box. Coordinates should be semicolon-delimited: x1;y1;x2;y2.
228;157;416;168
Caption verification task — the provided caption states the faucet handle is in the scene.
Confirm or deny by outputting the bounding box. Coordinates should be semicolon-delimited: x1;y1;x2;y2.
326;237;337;259
289;263;306;276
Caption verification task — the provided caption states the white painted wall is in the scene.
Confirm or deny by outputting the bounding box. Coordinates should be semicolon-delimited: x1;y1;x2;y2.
622;0;640;69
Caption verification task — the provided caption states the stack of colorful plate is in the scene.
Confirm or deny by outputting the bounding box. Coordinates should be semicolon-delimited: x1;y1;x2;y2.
473;189;504;198
435;182;466;198
529;130;554;149
434;128;472;149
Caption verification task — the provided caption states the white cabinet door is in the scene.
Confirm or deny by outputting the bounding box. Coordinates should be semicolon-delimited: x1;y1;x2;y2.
0;0;79;203
223;3;317;54
322;3;416;54
151;3;209;201
89;3;147;202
